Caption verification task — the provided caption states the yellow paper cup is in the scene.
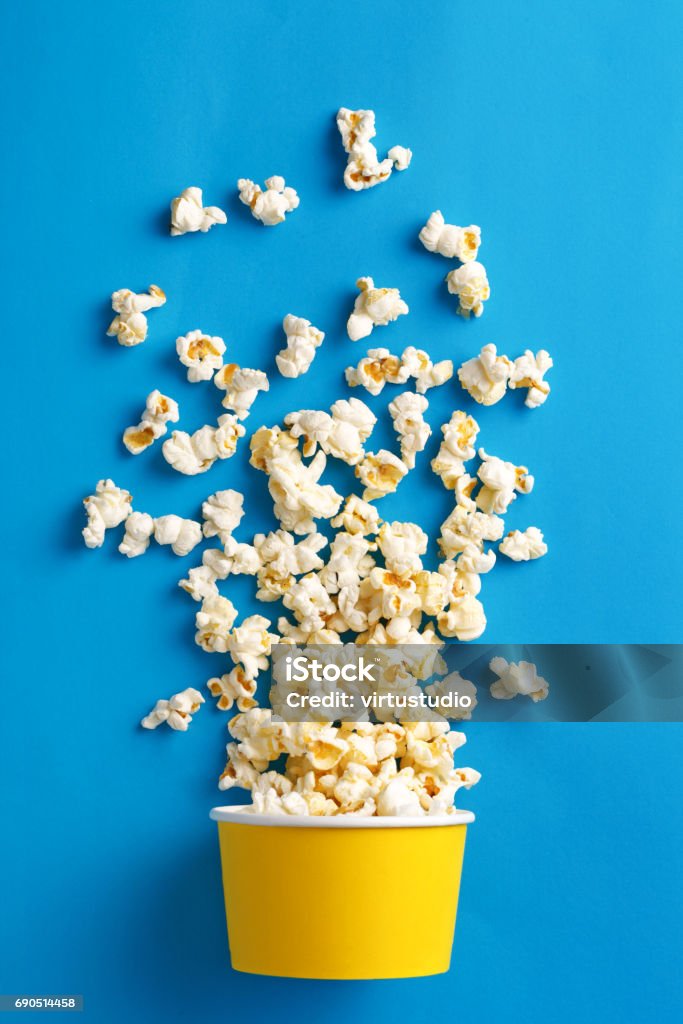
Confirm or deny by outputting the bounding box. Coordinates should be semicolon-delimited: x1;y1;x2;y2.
210;804;474;980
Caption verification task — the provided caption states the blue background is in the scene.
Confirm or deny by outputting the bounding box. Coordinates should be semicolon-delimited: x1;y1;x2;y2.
2;0;682;1021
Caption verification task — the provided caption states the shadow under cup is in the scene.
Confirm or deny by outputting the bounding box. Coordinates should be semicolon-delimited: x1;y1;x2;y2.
210;805;474;980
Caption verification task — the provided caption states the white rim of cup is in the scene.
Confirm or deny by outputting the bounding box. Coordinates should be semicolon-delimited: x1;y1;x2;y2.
210;804;475;828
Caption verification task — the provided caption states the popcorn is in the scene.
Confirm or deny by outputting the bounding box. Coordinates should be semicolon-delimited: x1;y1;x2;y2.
122;390;179;454
388;391;431;468
267;450;343;535
509;350;553;408
276;315;325;378
431;411;479;488
377;521;427;577
153;515;202;556
82;479;132;548
476;448;534;514
419;211;481;262
195;594;238;653
326;398;377;465
347;277;408;342
222;536;261;576
284;410;334;458
178;564;219;602
107;285;166;347
176;330;226;383
438;505;504;560
283;574;336;633
425;671;478;720
170;186;227;236
214;364;269;419
437;592;487;641
413;570;449;616
489;657;549;702
237;176;299;226
162;416;245;475
224;615;278;680
331;494;381;536
118;511;154;558
400;346;453;395
253;530;328;602
336;108;411;191
201;489;245;545
376;772;423;816
499;527;548;561
345;347;411;396
457;344;511;406
208;667;258;712
355;449;408;501
446;261;490;318
141;687;204;731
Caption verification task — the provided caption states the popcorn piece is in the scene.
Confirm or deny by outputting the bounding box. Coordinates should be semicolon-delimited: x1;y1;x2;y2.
345;347;411;396
170;186;226;236
118;511;154;558
201;489;245;545
237;176;299;226
326;398;377;465
437;592;487;642
476;448;534;515
176;330;226;383
208;667;258;712
355;450;408;501
424;670;478;720
122;390;179;454
276;315;325;378
178;564;219;602
337;108;410;191
162;415;245;475
82;479;132;548
378;521;428;577
509;350;553;408
419;211;481;262
431;411;479;489
438;505;504;560
489;657;549;702
153;515;202;556
107;285;166;347
457;344;511;406
347;277;408;342
446;261;490;318
195;595;238;653
267;449;343;535
499;527;548;562
284;410;334;458
225;615;278;679
401;346;453;395
214;364;269;419
141;687;205;731
388;391;431;468
283;574;336;633
331;494;382;536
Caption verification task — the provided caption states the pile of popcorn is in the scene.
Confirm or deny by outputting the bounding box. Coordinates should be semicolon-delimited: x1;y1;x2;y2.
82;108;553;817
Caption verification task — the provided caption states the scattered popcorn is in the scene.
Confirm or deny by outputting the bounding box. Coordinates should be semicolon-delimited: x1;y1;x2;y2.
425;671;478;721
326;398;377;465
170;187;227;236
337;108;411;191
345;347;411;396
141;687;205;731
178;564;219;602
201;490;245;545
208;667;258;712
446;261;490;318
251;430;343;535
237;176;299;226
476;448;534;515
499;527;548;561
438;504;504;560
118;511;154;558
355;449;408;501
377;521;427;577
107;285;166;347
82;479;132;548
457;344;511;406
153;515;203;556
489;657;549;702
401;346;454;395
388;391;431;468
225;614;278;679
162;415;245;475
438;592;487;642
347;277;409;341
176;330;226;383
276;315;325;378
283;574;336;634
331;494;382;536
122;390;179;454
214;364;269;419
195;594;238;653
419;211;481;262
431;411;479;489
509;350;553;408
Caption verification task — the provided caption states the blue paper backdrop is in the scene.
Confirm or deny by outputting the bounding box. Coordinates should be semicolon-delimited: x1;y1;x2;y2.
2;0;682;1021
